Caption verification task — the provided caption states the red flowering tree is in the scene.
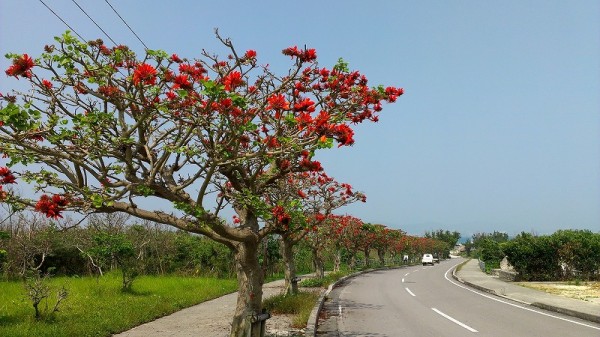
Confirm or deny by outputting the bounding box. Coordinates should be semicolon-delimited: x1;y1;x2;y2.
368;224;400;266
323;214;369;270
292;172;366;279
267;171;366;293
0;31;402;337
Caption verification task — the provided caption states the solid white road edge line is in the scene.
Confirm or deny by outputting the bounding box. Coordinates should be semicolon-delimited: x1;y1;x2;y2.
432;308;478;333
444;263;600;331
405;287;416;297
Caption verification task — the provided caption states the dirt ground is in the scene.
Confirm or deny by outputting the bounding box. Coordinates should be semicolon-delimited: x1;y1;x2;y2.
517;281;600;305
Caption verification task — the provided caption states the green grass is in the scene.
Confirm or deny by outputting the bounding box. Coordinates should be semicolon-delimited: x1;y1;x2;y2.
299;271;349;288
0;273;237;337
262;291;319;328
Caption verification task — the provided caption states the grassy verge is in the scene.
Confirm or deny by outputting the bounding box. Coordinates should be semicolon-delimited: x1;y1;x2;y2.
0;273;237;337
298;271;349;288
263;291;320;328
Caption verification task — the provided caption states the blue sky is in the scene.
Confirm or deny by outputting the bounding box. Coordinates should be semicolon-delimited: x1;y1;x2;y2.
1;1;598;237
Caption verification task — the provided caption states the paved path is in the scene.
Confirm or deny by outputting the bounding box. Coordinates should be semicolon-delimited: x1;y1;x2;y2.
114;279;296;337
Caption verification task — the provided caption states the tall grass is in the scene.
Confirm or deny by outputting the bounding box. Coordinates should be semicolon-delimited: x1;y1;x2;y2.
0;272;237;337
263;291;319;328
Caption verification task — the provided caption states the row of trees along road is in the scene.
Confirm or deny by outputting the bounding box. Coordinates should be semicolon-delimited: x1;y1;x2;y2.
0;211;449;283
0;31;404;337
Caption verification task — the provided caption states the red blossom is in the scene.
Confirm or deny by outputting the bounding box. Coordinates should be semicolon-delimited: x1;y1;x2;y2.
165;91;177;100
99;45;111;55
179;63;207;81
0;167;16;184
264;136;280;148
293;98;316;113
170;54;183;63
271;205;290;226
282;46;317;62
5;54;35;79
266;94;289;111
132;63;157;86
42;79;53;89
172;74;192;90
222;71;243;91
35;194;69;219
245;50;257;59
98;85;120;97
298;190;307;198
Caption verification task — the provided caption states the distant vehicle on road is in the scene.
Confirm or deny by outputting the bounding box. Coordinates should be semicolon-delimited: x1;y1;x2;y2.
432;253;440;263
421;254;434;266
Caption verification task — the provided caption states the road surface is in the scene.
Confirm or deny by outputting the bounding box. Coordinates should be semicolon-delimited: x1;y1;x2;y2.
328;259;600;336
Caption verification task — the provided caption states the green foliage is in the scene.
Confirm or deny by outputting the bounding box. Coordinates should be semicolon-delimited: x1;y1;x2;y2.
503;232;561;281
465;231;509;257
0;103;41;131
478;239;504;272
172;232;234;278
0;274;237;337
424;229;460;256
299;271;348;288
503;230;600;281
86;232;137;290
551;229;600;280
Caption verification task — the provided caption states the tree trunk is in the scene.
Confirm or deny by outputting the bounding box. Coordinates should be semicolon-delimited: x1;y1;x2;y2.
281;235;298;295
311;247;325;279
229;240;264;337
364;248;370;267
349;254;356;270
333;250;341;272
377;248;385;266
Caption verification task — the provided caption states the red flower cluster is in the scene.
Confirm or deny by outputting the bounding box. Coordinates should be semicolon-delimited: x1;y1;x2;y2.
98;85;120;97
222;71;243;91
179;62;207;81
132;63;157;86
244;50;257;59
266;94;289;111
282;46;317;62
172;74;192;90
42;79;53;90
0;167;16;184
170;54;183;63
5;54;35;79
271;205;290;226
385;86;404;103
35;194;69;219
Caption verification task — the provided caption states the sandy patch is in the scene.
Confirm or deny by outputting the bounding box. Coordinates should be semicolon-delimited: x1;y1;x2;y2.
517;281;600;304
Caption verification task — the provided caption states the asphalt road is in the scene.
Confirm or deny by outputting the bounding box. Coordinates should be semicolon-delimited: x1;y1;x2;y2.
333;259;600;337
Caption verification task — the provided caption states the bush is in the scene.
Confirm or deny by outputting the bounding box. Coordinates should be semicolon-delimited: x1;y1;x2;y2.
503;233;561;281
479;239;504;273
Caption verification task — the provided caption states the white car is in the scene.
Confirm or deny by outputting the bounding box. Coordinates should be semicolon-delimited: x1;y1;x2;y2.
421;254;434;266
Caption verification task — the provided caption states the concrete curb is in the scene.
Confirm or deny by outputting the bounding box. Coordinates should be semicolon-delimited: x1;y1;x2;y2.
304;265;407;337
530;302;600;324
451;260;600;324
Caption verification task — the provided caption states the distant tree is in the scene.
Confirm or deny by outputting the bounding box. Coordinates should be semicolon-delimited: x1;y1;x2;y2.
425;229;460;256
465;231;509;257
